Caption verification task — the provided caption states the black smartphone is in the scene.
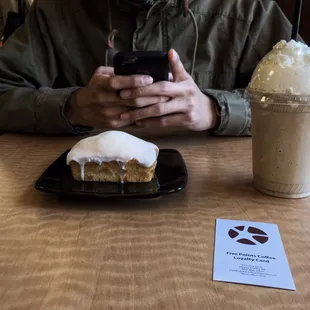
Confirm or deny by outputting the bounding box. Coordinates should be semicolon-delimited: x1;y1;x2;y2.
113;51;169;83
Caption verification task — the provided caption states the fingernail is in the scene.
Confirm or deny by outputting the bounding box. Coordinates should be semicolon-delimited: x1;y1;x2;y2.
121;113;131;121
142;76;153;85
172;49;178;61
121;90;131;98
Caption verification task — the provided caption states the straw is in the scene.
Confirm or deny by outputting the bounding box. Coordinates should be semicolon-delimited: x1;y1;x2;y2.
291;0;303;41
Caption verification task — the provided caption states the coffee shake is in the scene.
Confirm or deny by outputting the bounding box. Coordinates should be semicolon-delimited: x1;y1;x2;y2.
247;40;310;198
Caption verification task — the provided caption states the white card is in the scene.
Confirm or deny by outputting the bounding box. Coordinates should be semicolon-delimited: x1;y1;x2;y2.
213;219;295;290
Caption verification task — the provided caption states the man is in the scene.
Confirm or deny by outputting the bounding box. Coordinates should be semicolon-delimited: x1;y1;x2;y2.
0;0;292;135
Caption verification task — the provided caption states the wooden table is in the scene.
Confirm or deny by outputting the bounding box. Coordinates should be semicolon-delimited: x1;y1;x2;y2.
0;130;309;310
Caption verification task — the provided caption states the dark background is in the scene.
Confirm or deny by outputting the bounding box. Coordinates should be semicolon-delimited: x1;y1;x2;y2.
276;0;310;44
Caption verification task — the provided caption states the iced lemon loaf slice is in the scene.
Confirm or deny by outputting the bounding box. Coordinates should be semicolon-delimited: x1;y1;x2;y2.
66;131;158;183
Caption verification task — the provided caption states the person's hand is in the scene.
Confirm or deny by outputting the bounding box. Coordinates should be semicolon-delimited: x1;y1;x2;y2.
65;67;168;128
119;50;220;131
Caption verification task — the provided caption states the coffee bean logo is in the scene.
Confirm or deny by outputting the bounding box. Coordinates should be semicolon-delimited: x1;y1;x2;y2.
228;225;269;245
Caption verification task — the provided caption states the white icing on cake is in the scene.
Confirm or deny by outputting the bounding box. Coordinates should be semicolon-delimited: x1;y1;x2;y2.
66;131;158;181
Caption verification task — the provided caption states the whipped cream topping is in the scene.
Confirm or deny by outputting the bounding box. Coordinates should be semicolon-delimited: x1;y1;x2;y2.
248;40;310;95
67;131;158;181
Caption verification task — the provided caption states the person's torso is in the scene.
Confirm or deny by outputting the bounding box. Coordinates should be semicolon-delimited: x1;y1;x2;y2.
38;0;262;90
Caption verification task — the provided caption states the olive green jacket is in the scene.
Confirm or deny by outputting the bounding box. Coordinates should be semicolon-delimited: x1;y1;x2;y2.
0;0;292;135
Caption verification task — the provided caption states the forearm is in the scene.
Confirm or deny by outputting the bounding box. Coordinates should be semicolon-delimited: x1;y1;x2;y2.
0;2;87;135
203;89;251;136
204;0;294;137
0;86;89;135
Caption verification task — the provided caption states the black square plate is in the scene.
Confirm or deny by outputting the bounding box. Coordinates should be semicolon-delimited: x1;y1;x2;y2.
35;149;187;199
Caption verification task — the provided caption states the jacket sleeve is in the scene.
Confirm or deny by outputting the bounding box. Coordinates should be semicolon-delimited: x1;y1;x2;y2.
203;0;292;136
0;3;88;135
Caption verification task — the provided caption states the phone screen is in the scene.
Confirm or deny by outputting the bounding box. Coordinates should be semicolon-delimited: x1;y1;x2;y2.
113;51;169;83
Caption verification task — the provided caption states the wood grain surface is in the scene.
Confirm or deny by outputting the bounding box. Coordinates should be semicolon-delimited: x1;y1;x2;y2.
0;130;309;310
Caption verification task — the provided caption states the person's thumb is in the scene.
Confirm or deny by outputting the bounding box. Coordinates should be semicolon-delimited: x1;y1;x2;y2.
168;49;188;82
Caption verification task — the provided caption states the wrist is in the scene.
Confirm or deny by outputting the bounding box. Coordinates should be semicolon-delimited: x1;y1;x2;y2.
211;99;221;130
64;89;83;126
205;94;221;130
